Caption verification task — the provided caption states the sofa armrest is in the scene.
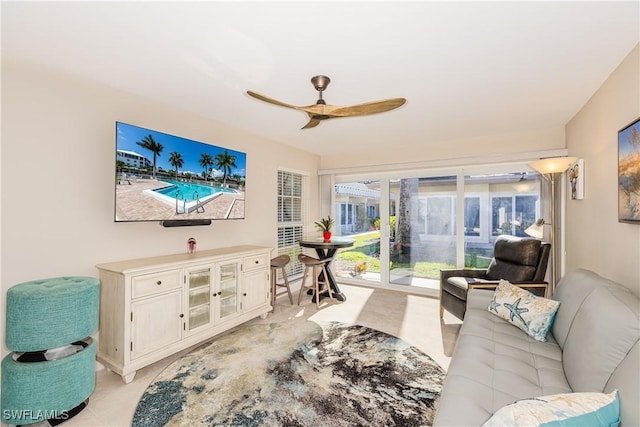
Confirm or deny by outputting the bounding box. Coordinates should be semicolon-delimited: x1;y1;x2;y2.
466;288;495;310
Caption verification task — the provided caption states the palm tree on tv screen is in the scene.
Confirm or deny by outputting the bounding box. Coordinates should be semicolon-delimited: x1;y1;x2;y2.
169;152;184;180
199;153;214;181
215;150;237;188
136;134;164;179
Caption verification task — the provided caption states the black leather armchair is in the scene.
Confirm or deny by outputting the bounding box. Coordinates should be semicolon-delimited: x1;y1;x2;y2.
439;235;550;320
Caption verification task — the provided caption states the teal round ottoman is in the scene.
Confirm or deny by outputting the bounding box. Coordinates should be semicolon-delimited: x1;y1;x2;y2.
1;339;96;425
2;276;99;425
5;276;99;351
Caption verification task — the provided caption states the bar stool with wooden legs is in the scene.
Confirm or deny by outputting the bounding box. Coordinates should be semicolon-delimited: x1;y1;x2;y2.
297;254;335;309
270;255;293;311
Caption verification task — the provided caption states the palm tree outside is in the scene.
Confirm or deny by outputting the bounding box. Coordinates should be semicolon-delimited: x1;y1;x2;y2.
199;153;214;182
169;152;184;180
214;150;237;187
136;134;164;179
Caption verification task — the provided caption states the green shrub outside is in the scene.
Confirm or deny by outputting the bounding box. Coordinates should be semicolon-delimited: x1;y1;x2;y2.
337;231;458;279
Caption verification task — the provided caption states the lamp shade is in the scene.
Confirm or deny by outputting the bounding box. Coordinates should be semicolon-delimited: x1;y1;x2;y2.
528;157;578;174
525;218;546;239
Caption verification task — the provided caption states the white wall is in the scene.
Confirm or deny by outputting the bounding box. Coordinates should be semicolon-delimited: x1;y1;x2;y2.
565;44;640;295
0;58;320;355
321;125;566;170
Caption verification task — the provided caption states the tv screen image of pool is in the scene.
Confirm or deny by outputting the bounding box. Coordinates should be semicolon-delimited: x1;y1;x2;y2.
115;122;246;222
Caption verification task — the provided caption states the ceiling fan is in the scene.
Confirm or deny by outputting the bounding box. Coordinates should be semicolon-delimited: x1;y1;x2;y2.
246;75;406;129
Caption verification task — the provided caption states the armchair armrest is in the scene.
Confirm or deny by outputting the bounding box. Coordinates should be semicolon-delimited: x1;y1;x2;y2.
440;268;488;283
468;281;549;297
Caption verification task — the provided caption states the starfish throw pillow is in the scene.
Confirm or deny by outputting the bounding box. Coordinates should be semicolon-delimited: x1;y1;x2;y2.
488;280;560;342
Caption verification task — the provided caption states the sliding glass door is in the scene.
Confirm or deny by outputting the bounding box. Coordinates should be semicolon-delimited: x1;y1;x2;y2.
332;180;382;284
388;175;457;290
463;172;541;267
330;165;541;295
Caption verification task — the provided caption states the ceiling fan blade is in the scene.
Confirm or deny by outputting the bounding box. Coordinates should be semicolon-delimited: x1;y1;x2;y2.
301;118;322;129
246;91;300;110
247;76;406;130
329;98;406;117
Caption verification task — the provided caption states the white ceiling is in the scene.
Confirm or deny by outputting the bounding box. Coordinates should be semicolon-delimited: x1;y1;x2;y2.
3;1;639;157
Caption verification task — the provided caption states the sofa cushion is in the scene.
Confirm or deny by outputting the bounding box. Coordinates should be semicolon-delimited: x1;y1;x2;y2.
434;289;571;426
562;284;640;393
482;390;620;427
604;342;639;426
551;268;618;349
488;280;560;342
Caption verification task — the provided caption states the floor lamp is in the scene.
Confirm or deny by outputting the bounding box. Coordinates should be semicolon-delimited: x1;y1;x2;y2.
526;156;577;294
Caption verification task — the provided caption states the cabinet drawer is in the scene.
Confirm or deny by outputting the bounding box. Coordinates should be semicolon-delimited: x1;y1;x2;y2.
132;270;181;299
244;254;268;271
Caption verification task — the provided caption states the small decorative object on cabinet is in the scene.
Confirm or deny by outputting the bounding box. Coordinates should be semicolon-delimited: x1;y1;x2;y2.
1;276;99;426
95;245;271;383
187;237;197;253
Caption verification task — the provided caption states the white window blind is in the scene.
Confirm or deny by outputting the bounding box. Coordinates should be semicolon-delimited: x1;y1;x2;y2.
277;170;305;277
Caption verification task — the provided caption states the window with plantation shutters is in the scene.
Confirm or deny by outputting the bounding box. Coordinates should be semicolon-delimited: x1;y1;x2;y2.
277;170;306;277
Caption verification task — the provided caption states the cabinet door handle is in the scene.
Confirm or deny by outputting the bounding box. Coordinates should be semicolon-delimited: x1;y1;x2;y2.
179;313;184;318
217;291;222;296
255;260;259;264
243;293;247;296
156;280;162;285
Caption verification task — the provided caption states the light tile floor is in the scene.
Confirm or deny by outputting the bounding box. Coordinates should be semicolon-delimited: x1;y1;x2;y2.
62;282;462;427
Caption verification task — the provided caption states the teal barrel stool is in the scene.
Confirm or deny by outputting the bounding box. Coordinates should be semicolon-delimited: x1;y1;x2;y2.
2;276;99;425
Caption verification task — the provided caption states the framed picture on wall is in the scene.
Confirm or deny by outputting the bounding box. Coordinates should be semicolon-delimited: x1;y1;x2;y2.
569;158;584;200
618;117;640;223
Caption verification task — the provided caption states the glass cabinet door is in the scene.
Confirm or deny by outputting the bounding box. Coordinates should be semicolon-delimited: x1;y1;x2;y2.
186;267;211;331
217;261;239;320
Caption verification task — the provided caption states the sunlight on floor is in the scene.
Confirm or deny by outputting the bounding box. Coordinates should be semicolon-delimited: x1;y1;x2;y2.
308;286;374;325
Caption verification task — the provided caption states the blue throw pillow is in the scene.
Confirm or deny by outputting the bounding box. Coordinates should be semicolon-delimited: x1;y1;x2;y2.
482;390;620;427
488;279;560;342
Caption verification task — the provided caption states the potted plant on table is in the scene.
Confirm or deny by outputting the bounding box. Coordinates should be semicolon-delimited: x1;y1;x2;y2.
315;216;335;242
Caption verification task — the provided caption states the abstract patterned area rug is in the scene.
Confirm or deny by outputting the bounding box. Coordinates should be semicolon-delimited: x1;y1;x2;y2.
132;321;445;426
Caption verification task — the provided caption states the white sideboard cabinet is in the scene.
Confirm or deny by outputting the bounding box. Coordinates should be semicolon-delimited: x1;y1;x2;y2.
96;245;271;383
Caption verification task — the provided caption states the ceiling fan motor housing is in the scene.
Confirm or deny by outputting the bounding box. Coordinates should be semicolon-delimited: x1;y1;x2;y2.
311;75;330;91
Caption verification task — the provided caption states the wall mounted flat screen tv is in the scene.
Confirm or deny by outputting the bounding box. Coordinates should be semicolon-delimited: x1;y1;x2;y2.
115;122;246;224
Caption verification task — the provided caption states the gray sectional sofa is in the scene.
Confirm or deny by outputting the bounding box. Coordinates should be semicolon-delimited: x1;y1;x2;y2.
434;268;640;426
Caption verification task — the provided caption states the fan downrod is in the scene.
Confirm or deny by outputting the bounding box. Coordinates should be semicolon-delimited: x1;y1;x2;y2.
311;75;330;107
